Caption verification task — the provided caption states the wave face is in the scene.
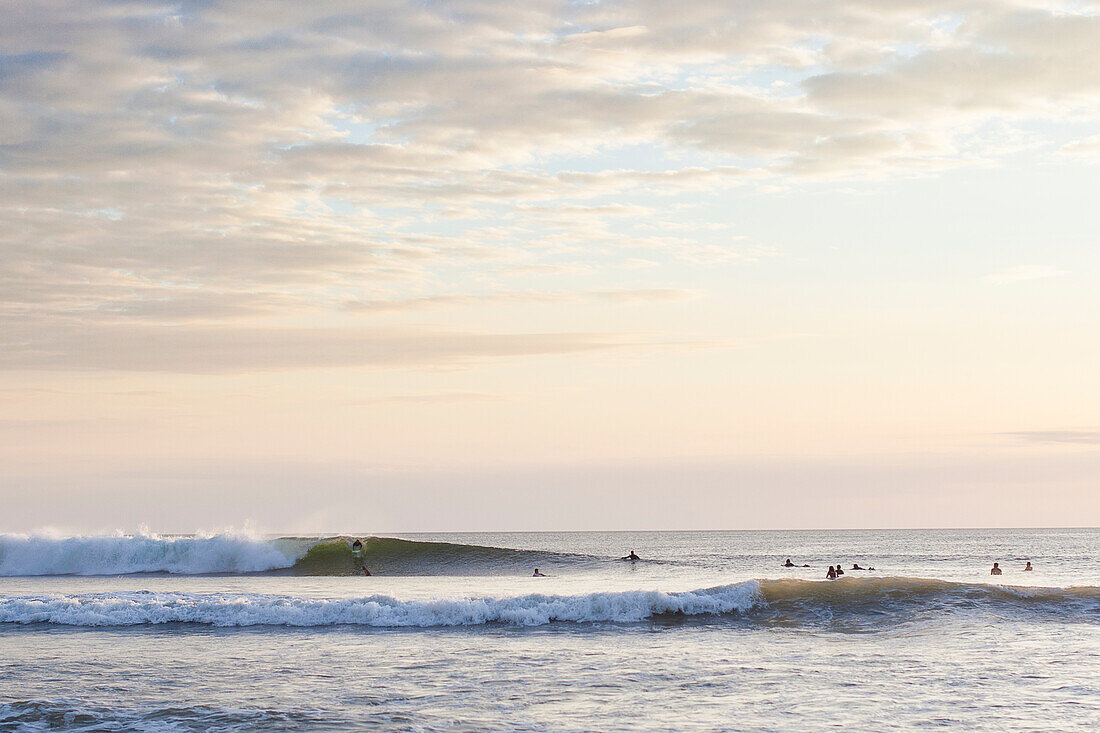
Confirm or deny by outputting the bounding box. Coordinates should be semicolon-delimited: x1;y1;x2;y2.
289;536;591;576
1;578;1097;629
0;583;761;627
0;532;295;576
755;577;1100;628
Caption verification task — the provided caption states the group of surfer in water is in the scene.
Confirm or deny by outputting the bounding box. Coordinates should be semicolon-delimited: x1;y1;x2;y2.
809;558;1034;579
779;558;878;579
990;561;1033;575
782;558;875;579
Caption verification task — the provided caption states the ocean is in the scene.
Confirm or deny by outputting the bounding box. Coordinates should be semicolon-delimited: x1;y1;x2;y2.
1;529;1098;731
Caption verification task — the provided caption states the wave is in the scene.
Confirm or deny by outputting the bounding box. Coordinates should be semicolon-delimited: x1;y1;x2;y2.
0;533;592;577
0;531;296;576
290;536;592;576
1;578;1097;629
0;583;761;627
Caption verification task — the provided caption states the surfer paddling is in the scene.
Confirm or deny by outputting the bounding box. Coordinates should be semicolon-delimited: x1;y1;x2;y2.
621;550;640;561
533;568;547;577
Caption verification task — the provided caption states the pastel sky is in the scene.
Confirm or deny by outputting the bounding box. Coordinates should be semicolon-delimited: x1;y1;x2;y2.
3;0;1099;532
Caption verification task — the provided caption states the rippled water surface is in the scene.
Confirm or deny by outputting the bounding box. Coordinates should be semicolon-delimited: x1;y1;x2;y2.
2;529;1099;731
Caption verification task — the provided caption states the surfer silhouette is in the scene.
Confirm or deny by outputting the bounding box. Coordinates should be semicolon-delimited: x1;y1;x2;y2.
621;550;640;561
351;539;363;555
826;566;837;580
533;568;547;577
990;562;1002;575
1024;561;1033;571
851;563;863;570
784;558;795;567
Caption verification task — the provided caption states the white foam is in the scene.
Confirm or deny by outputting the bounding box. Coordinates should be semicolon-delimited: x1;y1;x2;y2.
0;583;762;627
0;531;295;576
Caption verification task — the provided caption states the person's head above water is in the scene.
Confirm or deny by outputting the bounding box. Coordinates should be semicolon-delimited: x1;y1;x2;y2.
1024;561;1033;570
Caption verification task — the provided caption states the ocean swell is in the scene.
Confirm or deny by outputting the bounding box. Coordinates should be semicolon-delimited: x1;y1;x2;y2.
0;583;762;627
1;578;1097;629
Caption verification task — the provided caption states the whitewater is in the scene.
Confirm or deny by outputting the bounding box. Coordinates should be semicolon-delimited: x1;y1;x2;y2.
3;528;1099;732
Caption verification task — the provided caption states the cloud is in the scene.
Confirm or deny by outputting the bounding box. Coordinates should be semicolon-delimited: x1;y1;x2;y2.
353;392;506;406
1004;430;1100;446
342;288;697;312
984;265;1070;285
0;322;651;374
1060;135;1100;156
3;0;1099;373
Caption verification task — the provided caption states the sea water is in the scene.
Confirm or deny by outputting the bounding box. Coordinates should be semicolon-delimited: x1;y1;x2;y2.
1;529;1098;731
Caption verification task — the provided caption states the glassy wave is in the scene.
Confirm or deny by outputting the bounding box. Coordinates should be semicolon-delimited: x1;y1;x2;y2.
2;578;1097;628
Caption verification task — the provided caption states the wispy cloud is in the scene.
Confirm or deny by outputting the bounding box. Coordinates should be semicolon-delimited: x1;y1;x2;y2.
0;322;664;374
1004;430;1100;446
984;265;1070;285
353;392;507;406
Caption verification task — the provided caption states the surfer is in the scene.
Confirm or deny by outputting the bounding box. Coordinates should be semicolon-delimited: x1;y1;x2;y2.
834;564;844;576
851;563;863;570
826;566;837;580
1024;561;1033;571
783;558;796;567
621;550;640;561
351;539;363;555
990;562;1002;575
533;568;547;577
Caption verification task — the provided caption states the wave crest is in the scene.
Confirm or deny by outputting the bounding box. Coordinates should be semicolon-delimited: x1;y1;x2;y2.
0;583;762;627
2;578;1097;629
0;532;294;576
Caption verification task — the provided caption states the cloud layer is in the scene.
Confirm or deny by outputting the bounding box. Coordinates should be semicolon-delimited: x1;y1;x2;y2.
4;0;1100;372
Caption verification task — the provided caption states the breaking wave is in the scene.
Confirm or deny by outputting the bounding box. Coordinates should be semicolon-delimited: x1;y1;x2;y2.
1;578;1097;629
0;583;761;627
0;531;296;576
0;533;590;577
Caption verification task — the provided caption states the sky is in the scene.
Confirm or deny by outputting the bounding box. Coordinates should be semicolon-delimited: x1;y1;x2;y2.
2;0;1099;533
